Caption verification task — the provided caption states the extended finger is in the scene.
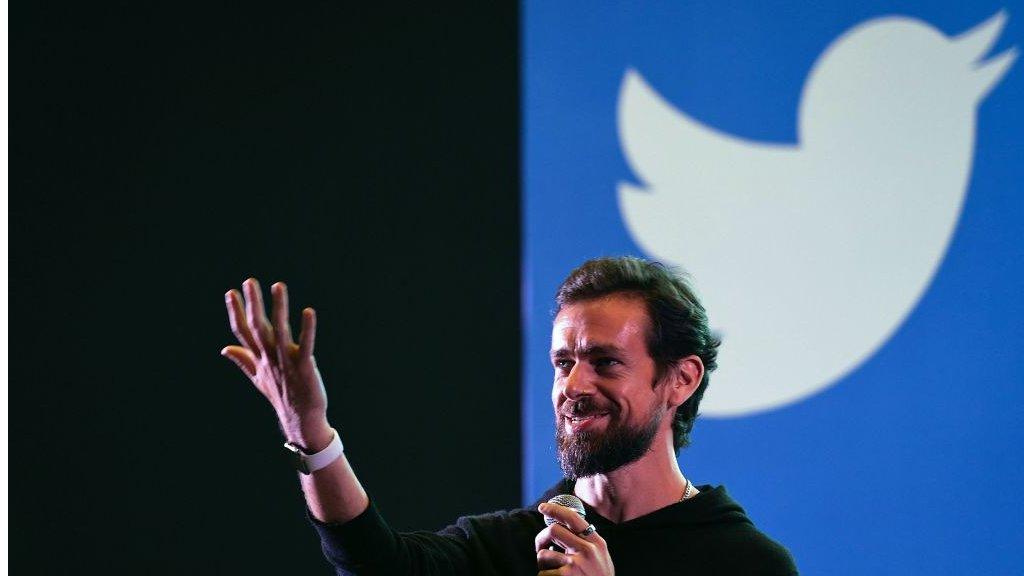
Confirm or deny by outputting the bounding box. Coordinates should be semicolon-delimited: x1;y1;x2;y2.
221;345;258;379
225;289;260;354
271;282;295;362
539;502;590;533
299;307;316;358
243;278;275;357
537;548;571;570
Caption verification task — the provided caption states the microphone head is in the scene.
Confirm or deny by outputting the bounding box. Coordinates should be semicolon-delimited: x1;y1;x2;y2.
544;494;586;527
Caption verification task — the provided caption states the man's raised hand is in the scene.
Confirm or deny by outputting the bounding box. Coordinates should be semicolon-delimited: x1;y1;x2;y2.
222;279;333;452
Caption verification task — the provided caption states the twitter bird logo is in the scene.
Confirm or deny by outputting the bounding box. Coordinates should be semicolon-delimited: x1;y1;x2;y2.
617;11;1017;416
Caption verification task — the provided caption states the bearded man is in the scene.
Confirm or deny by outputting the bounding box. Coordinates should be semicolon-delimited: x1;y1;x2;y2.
222;257;797;575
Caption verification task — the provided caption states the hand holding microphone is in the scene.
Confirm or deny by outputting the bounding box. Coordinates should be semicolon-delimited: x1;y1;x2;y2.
543;495;595;539
535;495;615;575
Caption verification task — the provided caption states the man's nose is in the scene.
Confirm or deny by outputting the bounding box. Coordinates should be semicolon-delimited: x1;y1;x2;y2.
562;363;595;399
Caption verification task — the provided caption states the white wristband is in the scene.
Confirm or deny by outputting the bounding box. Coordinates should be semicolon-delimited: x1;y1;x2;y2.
284;428;344;475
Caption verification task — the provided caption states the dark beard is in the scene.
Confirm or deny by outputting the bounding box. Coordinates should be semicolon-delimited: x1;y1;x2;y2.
556;404;663;479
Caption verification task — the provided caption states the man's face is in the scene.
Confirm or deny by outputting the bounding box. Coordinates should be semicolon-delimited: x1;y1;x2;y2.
550;294;672;479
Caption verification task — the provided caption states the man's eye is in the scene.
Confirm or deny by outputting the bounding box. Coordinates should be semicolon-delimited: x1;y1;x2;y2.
594;358;620;368
553;359;573;370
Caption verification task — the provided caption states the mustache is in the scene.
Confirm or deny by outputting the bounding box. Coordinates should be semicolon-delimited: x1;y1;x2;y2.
560;397;614;418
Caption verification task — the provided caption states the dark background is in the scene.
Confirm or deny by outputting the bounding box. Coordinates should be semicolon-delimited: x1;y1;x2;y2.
13;3;520;573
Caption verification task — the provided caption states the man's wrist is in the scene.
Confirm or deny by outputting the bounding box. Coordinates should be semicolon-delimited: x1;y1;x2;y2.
285;417;335;453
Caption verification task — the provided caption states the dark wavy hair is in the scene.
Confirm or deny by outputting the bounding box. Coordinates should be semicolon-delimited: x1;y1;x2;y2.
555;256;721;451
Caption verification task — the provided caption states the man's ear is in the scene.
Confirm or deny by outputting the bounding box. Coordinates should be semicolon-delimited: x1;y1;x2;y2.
667;355;705;409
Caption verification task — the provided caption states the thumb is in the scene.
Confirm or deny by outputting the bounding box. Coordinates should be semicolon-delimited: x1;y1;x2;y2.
221;345;257;379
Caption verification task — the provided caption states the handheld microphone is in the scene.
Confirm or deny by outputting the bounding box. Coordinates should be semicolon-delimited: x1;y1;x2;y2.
544;494;587;527
543;494;587;553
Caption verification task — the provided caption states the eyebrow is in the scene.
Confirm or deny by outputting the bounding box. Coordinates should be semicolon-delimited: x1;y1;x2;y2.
550;344;628;359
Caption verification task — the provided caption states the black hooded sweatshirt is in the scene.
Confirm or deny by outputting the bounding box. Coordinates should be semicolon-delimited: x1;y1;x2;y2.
309;479;798;575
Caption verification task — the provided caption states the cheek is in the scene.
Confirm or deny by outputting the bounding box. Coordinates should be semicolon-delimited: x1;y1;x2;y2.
620;386;660;419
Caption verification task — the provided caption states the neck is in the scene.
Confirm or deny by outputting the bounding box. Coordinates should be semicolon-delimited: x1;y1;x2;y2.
573;430;693;523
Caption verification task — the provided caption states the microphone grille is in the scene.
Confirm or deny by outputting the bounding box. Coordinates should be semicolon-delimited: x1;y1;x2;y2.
544;494;586;526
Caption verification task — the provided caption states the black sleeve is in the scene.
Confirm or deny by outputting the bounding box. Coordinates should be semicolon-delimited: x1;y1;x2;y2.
307;501;542;576
307;501;475;576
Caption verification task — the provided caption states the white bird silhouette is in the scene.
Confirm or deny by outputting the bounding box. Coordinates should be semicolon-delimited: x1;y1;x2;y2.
617;11;1017;416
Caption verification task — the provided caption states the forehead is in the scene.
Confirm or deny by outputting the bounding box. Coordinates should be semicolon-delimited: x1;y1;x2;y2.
551;295;650;351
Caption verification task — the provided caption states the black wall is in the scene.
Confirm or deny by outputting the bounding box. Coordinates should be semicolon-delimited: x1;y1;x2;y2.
13;4;520;573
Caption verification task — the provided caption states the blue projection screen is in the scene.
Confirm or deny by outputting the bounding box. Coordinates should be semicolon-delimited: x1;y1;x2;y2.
522;2;1022;573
